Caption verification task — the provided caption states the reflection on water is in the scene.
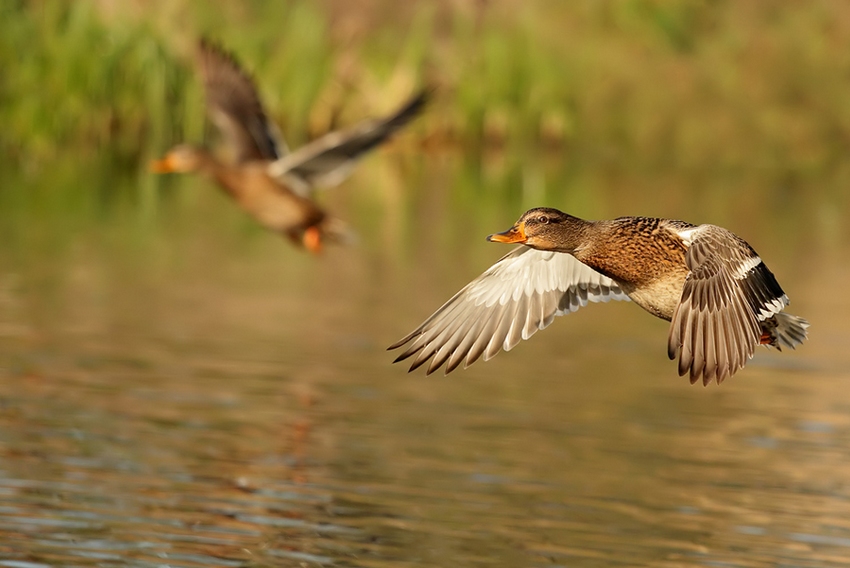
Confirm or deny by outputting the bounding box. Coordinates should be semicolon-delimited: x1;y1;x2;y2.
0;152;849;567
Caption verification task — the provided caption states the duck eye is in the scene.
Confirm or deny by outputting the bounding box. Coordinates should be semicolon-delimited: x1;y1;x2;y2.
537;215;549;224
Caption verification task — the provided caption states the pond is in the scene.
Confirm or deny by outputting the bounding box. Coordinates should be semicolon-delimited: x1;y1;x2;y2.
0;149;848;567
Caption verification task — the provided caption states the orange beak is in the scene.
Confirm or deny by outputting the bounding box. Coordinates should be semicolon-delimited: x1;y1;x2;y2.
149;155;176;173
303;226;323;254
487;222;527;244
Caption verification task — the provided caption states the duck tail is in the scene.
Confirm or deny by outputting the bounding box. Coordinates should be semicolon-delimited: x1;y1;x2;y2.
759;312;809;350
319;216;358;247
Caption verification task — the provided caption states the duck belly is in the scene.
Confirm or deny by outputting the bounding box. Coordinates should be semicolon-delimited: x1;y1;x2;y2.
618;276;685;321
234;185;318;232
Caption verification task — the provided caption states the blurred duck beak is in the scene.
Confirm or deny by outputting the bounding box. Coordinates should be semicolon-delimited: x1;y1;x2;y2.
149;155;175;173
487;222;527;244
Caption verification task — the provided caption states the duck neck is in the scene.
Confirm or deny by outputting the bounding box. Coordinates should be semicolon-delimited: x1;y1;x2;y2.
193;150;221;178
545;215;594;254
199;153;244;198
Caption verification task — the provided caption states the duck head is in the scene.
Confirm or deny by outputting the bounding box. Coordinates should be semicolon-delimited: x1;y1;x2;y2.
150;145;209;173
487;207;588;252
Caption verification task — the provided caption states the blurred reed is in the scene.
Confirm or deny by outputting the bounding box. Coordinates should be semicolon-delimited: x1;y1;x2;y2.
2;0;850;219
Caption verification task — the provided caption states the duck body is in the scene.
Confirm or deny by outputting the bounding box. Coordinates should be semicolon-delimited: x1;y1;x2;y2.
210;159;326;239
152;39;427;253
390;207;808;384
567;216;693;320
151;144;328;247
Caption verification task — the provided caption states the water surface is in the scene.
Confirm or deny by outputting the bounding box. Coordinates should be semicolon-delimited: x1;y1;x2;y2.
0;153;848;566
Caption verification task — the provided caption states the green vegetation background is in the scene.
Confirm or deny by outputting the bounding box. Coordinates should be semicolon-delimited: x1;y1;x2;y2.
2;1;849;247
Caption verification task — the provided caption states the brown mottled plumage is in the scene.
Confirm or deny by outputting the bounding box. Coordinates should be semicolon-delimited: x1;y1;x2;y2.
152;39;428;252
389;207;809;385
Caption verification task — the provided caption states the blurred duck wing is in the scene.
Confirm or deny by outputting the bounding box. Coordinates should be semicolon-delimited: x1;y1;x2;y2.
197;39;287;163
268;90;429;194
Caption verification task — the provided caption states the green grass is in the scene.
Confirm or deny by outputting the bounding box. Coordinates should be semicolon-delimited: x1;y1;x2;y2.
3;0;850;217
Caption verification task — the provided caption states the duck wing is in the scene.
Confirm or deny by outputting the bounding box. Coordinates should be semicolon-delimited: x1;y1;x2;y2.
389;246;629;375
197;39;287;163
268;90;428;195
667;224;789;385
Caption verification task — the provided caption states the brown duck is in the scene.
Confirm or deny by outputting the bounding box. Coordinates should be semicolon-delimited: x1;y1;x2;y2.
152;39;428;253
390;207;809;384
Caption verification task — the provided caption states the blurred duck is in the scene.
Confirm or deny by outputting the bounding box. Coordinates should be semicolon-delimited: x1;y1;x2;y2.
390;207;809;385
152;39;428;253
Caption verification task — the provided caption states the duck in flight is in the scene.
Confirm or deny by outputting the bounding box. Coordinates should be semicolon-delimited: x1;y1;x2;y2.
152;39;428;253
389;207;809;385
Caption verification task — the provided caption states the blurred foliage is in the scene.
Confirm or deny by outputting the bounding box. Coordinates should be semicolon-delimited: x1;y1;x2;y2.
1;0;850;243
3;1;850;167
0;0;846;347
